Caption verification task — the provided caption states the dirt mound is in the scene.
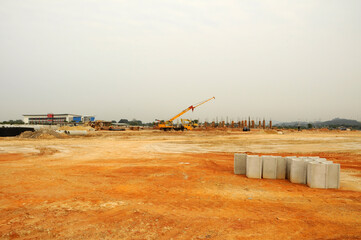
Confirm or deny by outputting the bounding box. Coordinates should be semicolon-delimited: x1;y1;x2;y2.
59;126;93;131
18;129;68;139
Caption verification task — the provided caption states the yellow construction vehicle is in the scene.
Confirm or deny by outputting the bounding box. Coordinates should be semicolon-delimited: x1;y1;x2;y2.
180;119;199;130
157;97;215;131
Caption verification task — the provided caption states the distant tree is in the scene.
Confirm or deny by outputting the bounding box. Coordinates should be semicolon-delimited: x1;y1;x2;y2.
129;119;142;126
307;123;313;129
111;120;116;123
118;119;129;124
1;119;24;124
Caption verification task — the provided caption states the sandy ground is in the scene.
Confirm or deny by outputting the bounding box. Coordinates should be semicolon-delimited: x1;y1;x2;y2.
0;129;361;239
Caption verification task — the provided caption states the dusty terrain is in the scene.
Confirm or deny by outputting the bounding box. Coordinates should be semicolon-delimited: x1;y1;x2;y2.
0;129;361;239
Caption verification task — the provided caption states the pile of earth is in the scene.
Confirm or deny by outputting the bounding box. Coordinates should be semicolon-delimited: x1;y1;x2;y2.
59;125;94;131
18;129;68;139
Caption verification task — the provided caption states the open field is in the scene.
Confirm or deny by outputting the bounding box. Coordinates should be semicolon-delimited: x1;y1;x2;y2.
1;129;361;239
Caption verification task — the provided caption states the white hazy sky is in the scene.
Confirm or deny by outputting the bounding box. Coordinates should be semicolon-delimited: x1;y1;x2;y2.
1;0;360;123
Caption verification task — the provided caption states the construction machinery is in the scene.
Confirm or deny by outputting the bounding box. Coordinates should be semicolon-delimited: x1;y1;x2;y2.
180;119;199;130
157;97;215;131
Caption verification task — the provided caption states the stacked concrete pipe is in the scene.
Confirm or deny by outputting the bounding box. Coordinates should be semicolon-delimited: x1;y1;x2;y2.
246;155;263;179
234;153;247;175
234;153;340;189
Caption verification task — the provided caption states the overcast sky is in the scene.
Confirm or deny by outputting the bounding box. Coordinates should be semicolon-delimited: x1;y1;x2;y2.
1;0;360;123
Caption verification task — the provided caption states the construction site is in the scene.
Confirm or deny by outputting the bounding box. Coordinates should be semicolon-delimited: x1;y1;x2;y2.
0;96;361;240
1;1;361;239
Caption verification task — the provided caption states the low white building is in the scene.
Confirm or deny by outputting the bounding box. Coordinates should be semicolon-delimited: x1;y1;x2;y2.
23;114;95;124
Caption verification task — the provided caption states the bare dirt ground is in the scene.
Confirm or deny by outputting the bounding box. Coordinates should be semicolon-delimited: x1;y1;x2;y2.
0;129;361;239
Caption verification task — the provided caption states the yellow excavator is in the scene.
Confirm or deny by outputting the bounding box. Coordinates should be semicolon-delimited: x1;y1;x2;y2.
157;97;215;131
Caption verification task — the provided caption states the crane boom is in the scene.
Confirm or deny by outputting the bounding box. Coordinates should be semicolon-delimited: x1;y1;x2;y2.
168;97;215;122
